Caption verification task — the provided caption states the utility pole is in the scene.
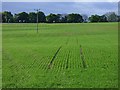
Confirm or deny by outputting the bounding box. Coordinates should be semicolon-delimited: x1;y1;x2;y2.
34;9;40;33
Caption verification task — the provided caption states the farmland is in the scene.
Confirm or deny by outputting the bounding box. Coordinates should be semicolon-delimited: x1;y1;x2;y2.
2;23;118;88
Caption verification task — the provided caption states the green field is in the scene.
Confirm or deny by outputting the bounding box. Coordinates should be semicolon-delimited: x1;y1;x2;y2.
0;23;2;89
2;23;118;88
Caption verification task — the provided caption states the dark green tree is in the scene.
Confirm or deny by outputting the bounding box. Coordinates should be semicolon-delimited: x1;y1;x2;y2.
46;13;59;23
2;11;13;23
89;15;100;22
57;14;67;23
67;13;83;23
14;12;29;23
99;15;108;22
118;16;120;22
29;12;37;23
38;11;46;23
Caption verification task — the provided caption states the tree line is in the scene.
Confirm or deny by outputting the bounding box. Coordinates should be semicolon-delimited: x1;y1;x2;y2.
1;11;120;23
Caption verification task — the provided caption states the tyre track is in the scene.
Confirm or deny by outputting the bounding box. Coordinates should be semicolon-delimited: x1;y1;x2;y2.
48;46;62;69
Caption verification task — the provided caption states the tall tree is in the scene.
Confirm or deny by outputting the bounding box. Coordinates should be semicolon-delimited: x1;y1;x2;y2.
67;13;83;23
105;12;118;22
89;15;100;22
99;15;108;22
46;13;59;23
89;15;108;22
2;11;13;23
29;12;37;23
57;14;67;23
14;12;29;23
38;11;46;23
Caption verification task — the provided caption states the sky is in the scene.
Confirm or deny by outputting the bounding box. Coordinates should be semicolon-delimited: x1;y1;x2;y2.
1;0;120;2
2;2;118;16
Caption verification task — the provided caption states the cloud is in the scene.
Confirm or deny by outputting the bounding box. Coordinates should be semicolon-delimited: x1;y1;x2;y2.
71;2;118;16
2;2;118;16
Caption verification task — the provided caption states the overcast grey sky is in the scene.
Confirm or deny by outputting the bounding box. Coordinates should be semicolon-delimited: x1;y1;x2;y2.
2;2;118;16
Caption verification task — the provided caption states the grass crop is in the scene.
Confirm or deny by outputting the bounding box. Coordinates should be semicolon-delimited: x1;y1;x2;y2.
2;23;118;88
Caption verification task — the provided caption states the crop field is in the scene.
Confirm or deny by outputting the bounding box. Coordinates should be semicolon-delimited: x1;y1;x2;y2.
2;23;118;88
0;24;2;89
